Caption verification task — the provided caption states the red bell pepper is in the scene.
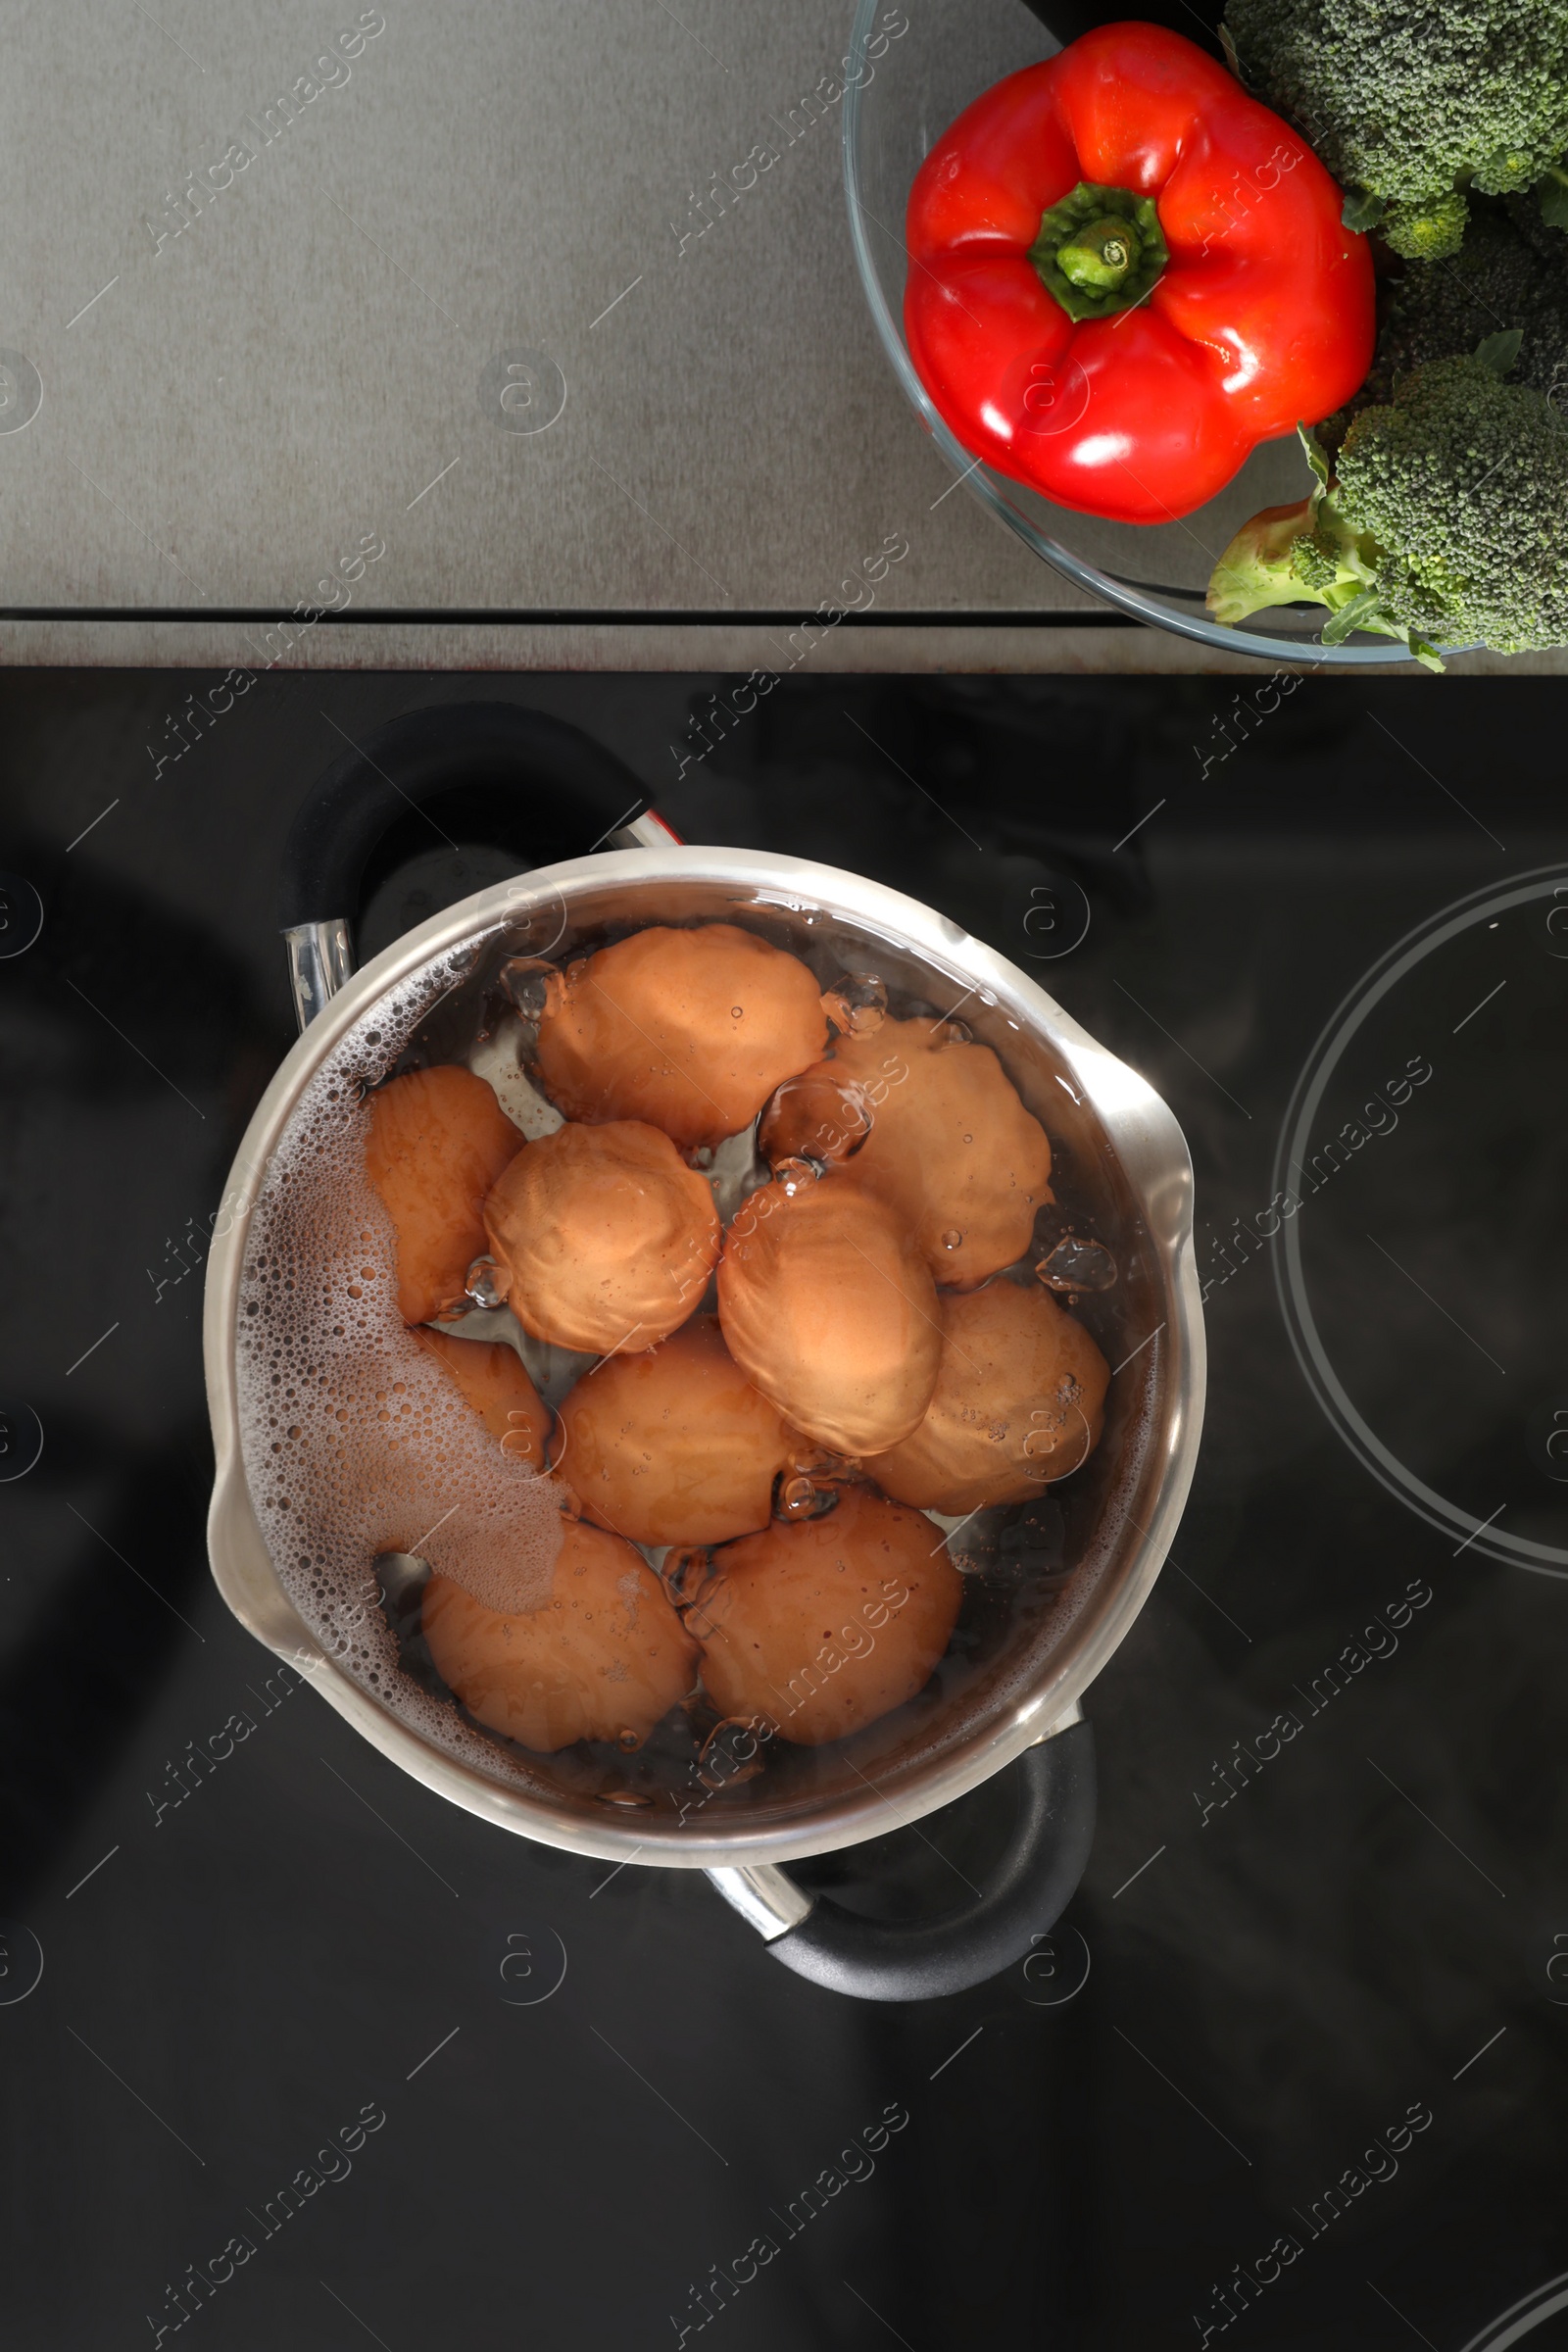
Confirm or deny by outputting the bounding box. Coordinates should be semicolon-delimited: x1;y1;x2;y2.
904;24;1375;524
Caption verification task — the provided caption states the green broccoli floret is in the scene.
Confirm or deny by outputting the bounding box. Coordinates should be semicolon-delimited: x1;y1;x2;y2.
1206;350;1568;666
1377;203;1568;397
1317;198;1568;453
1223;0;1568;260
1287;528;1345;588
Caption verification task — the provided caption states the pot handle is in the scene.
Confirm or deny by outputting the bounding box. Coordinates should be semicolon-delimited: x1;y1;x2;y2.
277;701;678;1030
708;1716;1096;2002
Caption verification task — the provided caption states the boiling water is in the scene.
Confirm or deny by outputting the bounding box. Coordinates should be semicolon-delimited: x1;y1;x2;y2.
234;914;1149;1818
235;942;567;1789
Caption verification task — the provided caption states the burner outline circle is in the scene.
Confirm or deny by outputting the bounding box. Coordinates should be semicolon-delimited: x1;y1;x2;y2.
1456;2268;1568;2352
1273;863;1568;1581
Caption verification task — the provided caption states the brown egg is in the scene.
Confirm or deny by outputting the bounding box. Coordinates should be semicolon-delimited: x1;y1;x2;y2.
552;1316;794;1546
364;1064;523;1324
421;1517;699;1753
485;1119;720;1356
534;922;828;1151
695;1485;962;1745
768;1017;1053;1288
867;1280;1109;1514
412;1328;552;1470
717;1176;943;1454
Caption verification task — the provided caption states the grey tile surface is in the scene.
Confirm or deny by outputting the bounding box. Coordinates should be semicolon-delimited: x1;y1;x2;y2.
0;1;1075;625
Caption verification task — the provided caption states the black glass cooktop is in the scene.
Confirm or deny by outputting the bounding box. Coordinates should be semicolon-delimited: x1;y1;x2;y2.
3;669;1566;2352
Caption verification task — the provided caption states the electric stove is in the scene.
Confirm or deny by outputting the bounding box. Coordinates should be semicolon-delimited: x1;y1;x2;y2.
2;668;1565;2351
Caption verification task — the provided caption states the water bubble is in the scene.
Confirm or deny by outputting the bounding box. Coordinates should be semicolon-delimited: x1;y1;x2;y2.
941;1228;963;1251
1037;1236;1117;1294
823;972;888;1036
773;1156;818;1196
598;1788;653;1808
776;1471;842;1521
938;1018;973;1046
464;1254;505;1310
616;1728;643;1752
760;1071;873;1169
500;956;557;1026
731;1004;744;1018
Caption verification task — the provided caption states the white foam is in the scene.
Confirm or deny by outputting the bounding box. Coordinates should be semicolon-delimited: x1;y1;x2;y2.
468;1011;565;1139
235;947;564;1772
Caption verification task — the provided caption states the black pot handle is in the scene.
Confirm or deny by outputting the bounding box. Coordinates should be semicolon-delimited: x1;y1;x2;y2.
710;1717;1096;2002
278;701;674;1029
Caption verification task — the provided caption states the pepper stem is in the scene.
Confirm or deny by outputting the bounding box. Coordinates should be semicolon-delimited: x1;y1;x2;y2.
1057;217;1139;294
1029;181;1168;324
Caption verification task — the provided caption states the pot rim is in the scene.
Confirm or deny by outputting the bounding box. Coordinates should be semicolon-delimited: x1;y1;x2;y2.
204;846;1205;1867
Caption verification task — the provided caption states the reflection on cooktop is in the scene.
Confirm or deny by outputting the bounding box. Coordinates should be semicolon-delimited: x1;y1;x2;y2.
1;669;1566;2352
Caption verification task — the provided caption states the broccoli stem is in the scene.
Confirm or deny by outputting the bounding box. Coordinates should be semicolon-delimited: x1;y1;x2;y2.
1205;494;1375;626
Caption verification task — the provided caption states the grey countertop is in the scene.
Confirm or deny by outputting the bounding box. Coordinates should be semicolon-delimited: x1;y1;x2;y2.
0;1;1557;673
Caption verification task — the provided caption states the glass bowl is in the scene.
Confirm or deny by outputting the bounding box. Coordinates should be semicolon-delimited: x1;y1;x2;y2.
843;0;1438;667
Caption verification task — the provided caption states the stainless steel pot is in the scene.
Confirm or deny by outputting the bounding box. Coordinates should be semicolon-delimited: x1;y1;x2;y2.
203;707;1205;2001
